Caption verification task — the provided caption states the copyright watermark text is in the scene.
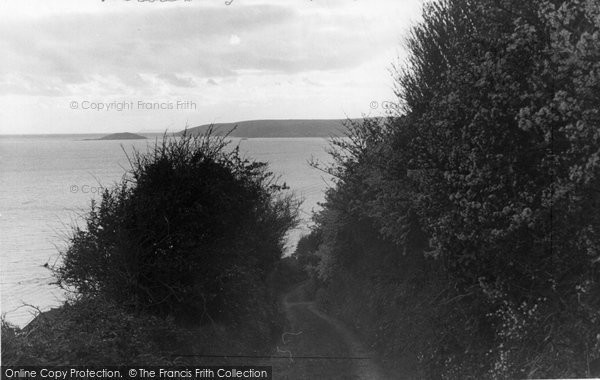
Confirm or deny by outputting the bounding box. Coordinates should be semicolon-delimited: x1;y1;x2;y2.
69;100;197;111
2;366;272;379
69;185;105;194
369;100;399;110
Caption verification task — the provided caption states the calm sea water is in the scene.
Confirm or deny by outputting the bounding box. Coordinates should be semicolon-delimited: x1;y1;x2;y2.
0;134;333;327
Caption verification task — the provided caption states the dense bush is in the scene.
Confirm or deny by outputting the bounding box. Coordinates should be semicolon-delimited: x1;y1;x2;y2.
268;256;307;291
1;296;283;366
308;0;600;378
1;300;178;365
56;130;298;323
292;229;322;275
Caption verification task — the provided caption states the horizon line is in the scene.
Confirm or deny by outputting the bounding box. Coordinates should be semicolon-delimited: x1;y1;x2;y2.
0;116;387;136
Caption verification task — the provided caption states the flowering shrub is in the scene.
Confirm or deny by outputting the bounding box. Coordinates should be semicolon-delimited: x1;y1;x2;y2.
306;0;600;377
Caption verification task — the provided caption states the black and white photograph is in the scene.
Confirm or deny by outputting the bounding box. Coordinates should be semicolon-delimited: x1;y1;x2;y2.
1;0;599;379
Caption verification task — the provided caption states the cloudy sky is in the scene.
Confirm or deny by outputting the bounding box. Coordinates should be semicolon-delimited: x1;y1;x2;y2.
0;0;422;134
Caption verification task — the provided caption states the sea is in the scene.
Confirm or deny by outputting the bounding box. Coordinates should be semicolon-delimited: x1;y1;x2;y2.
0;134;334;327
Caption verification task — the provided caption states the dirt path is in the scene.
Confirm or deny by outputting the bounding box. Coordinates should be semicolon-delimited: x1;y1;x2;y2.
271;282;387;379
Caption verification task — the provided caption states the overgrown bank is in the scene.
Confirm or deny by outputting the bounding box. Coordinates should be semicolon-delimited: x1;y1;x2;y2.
295;0;600;378
2;131;303;365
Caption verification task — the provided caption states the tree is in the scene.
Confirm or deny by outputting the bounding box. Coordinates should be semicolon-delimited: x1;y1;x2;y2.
310;0;600;377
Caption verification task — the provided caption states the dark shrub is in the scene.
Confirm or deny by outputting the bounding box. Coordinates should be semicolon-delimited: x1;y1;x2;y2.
1;300;178;366
56;130;298;322
307;0;600;377
293;229;322;271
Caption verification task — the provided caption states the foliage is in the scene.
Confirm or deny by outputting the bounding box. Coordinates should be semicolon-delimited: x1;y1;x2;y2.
1;300;177;365
4;129;302;366
1;296;281;366
55;130;298;323
268;256;307;290
308;0;600;378
293;229;322;275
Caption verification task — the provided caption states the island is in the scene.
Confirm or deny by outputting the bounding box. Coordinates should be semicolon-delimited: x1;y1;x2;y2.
86;132;147;141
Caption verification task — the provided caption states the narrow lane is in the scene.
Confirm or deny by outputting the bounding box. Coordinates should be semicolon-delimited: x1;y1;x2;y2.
271;283;386;380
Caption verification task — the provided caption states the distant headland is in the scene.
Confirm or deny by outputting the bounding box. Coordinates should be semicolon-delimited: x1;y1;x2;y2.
178;118;375;138
85;132;147;141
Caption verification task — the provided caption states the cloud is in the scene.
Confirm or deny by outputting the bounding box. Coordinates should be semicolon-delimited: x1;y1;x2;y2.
302;77;323;87
0;1;405;97
157;73;196;88
0;4;296;95
229;34;241;45
0;0;424;134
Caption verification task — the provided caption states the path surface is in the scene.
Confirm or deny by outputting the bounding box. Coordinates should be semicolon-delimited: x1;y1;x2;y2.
271;282;387;380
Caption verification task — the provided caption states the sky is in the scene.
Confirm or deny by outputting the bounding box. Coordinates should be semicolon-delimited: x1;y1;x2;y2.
0;0;423;135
